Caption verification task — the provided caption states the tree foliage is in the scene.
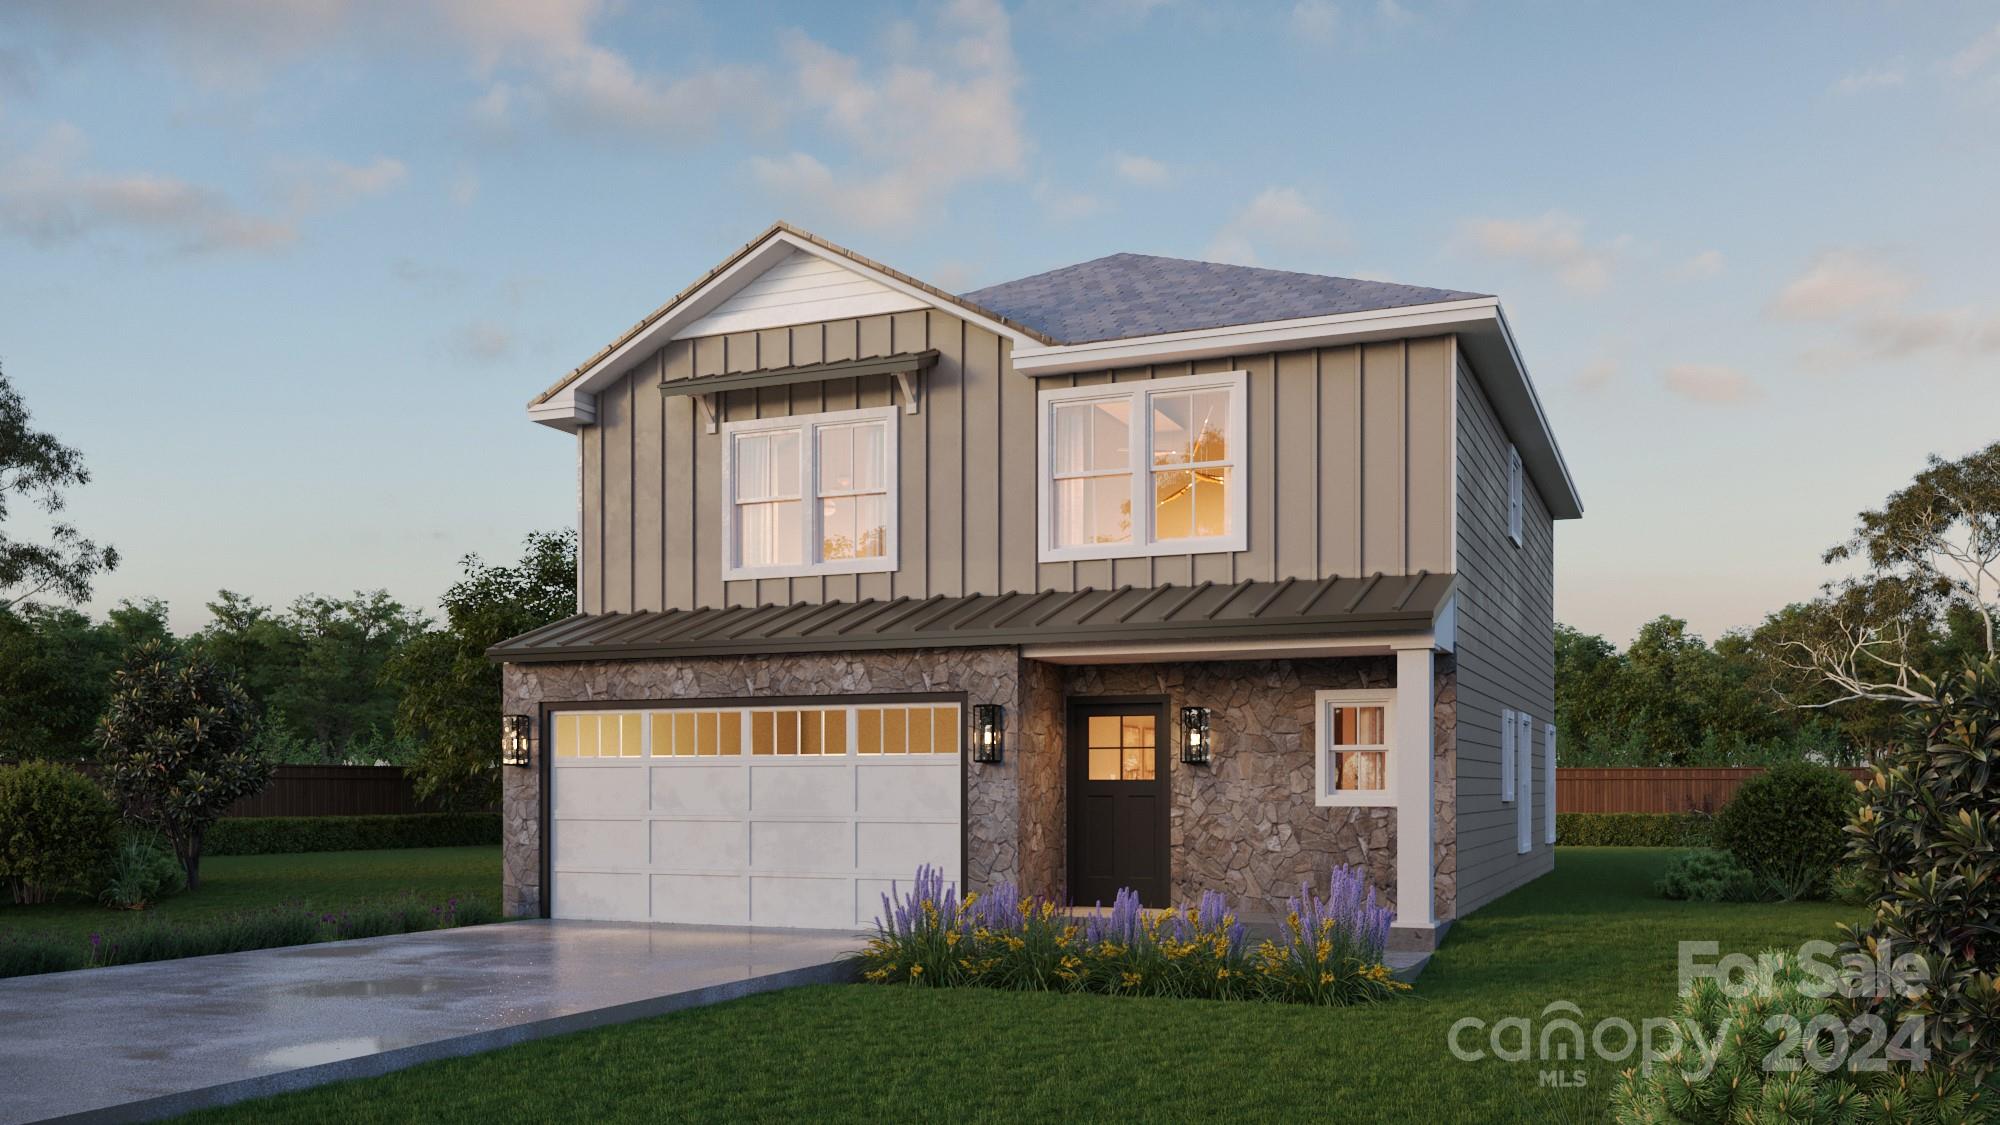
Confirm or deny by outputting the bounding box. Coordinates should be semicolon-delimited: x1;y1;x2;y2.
1839;661;2000;1084
389;530;576;810
0;599;170;762
97;640;270;889
0;362;118;611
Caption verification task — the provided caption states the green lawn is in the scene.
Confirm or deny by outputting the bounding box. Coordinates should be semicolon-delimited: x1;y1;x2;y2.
178;849;1860;1124
0;846;502;945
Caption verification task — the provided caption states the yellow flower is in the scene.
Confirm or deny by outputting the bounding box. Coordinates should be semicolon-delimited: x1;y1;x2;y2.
910;964;924;976
1319;971;1334;985
1121;972;1142;989
1216;968;1231;980
945;931;960;947
1316;939;1332;960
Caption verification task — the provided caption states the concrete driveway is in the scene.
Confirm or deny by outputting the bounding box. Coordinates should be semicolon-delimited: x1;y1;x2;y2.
0;921;859;1124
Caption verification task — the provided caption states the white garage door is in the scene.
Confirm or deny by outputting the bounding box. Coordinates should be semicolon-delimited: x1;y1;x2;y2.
548;700;962;930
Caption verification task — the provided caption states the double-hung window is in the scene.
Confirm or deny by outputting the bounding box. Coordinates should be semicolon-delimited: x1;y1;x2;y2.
722;406;897;579
1038;370;1247;561
1314;688;1395;806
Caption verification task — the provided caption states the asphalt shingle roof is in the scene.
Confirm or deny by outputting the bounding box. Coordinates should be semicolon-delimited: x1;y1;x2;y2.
960;252;1486;346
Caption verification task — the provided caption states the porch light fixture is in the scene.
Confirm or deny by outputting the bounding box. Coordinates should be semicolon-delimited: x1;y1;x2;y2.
971;704;1004;764
502;714;533;768
1180;706;1213;765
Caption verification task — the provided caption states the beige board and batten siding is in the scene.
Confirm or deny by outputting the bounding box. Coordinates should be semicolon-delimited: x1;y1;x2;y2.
577;310;1458;614
1450;346;1558;916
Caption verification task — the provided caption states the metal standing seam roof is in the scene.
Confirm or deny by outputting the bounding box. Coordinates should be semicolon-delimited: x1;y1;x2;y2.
960;252;1488;345
488;574;1454;664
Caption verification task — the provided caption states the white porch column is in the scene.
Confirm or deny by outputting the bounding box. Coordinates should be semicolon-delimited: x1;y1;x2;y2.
1391;643;1436;934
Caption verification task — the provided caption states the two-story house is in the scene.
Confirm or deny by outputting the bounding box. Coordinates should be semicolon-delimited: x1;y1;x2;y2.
491;222;1581;952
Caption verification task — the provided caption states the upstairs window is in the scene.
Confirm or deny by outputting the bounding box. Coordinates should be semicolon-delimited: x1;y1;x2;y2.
723;406;897;579
1038;370;1247;562
1507;443;1525;547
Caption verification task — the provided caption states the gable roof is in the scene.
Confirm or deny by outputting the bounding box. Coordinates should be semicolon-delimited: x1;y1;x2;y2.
526;221;1052;426
961;253;1486;345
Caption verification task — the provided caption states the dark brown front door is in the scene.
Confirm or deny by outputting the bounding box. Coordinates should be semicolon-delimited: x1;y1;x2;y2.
1067;700;1170;908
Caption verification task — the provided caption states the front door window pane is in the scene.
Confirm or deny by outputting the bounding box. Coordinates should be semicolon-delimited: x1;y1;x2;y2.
1086;712;1154;781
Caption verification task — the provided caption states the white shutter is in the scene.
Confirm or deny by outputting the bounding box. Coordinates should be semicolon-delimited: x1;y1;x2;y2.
1516;711;1534;854
1500;709;1516;803
1507;445;1524;546
1544;723;1558;845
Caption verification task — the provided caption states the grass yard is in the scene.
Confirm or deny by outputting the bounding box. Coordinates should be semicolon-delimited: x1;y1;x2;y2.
178;848;1860;1124
0;846;502;945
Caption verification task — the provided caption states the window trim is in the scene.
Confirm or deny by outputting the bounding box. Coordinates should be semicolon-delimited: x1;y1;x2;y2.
1036;369;1249;563
1500;707;1516;803
1543;722;1558;845
720;404;899;581
1313;687;1397;808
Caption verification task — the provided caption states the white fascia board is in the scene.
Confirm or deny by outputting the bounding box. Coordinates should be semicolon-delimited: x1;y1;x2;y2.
1008;298;1502;374
1022;632;1429;665
1011;296;1582;520
528;230;1039;431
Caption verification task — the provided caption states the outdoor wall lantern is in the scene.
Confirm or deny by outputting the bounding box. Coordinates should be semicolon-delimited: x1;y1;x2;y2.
501;714;533;768
971;704;1005;764
1180;706;1213;765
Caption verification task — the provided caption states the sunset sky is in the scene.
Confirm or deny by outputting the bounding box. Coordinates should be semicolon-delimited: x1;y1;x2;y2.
3;1;1997;644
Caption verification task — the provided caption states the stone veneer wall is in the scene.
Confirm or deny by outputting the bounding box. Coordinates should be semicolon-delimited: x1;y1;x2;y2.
499;647;1027;919
499;648;1457;925
1054;657;1457;920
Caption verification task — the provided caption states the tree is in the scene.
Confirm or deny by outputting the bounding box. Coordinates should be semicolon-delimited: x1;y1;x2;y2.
389;531;576;810
0;362;118;611
98;640;270;889
0;599;170;762
1553;617;1797;766
194;590;301;717
269;591;426;757
1783;441;2000;706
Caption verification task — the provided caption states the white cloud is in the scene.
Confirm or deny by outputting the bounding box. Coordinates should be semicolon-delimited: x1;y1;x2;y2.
450;319;514;362
1673;249;1725;280
1205;187;1347;267
1289;0;1340;45
1944;22;2000;80
280;155;407;213
1112;152;1170;186
1573;359;1618;394
1662;363;1757;404
1457;211;1622;293
0;123;293;254
753;0;1026;230
1768;249;1917;320
1833;64;1905;94
1032;179;1101;221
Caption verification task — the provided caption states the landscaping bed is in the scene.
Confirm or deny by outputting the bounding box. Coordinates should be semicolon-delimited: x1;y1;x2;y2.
0;844;501;964
173;849;1859;1124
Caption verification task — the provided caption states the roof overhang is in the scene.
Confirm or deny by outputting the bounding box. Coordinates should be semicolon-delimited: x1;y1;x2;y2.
1009;296;1582;520
529;226;1046;433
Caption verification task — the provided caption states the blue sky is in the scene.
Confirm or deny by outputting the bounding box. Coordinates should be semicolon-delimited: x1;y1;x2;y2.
2;1;1997;644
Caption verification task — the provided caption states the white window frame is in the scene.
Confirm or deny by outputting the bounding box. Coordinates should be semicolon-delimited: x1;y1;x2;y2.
1500;707;1516;803
1313;687;1397;807
720;405;899;581
1036;370;1249;563
1516;710;1534;853
1543;722;1558;845
1506;443;1524;547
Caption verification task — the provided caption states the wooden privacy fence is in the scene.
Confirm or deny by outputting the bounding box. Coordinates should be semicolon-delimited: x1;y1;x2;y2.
1558;767;1872;815
222;765;438;818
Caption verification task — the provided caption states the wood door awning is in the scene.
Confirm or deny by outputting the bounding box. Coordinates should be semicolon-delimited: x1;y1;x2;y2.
660;350;939;432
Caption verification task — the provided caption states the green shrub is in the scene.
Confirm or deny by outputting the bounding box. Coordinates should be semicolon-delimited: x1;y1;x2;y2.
1828;863;1873;906
0;762;119;904
204;813;500;856
858;865;1406;1007
1555;812;1713;848
1656;849;1763;903
1611;952;1993;1123
1839;661;2000;1084
99;833;186;910
0;894;503;980
1712;762;1858;900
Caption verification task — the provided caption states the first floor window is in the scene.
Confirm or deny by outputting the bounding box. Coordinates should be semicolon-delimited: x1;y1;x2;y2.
1039;370;1246;561
724;406;897;578
1315;688;1394;806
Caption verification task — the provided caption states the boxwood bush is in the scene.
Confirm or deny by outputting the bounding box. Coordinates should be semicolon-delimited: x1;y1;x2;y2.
0;762;120;904
1712;761;1858;900
204;812;500;856
1655;848;1762;903
1555;811;1713;848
